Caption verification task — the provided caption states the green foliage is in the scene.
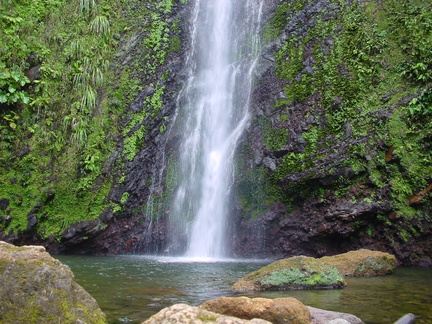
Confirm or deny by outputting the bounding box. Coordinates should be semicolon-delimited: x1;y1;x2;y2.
90;15;110;36
260;0;432;232
386;0;432;84
262;117;289;151
0;0;186;239
79;0;96;17
0;69;30;105
120;192;130;204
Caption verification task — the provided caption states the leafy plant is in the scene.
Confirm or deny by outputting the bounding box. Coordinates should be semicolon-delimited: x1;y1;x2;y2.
90;15;110;36
0;69;30;105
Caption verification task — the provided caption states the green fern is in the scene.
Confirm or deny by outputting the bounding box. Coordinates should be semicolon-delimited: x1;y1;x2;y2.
90;15;110;36
79;0;96;17
80;86;96;111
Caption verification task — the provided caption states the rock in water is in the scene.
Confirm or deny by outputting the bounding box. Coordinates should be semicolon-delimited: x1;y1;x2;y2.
201;296;311;324
320;249;397;276
142;304;272;324
232;255;346;291
0;241;107;324
393;313;416;324
308;306;364;324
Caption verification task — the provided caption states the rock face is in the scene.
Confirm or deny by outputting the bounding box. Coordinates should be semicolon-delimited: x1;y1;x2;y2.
308;306;364;324
1;0;431;269
320;249;397;276
201;297;311;324
232;256;346;291
229;0;432;267
0;241;107;324
142;304;271;324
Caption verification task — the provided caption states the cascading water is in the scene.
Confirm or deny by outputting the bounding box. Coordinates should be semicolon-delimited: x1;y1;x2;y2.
167;0;263;259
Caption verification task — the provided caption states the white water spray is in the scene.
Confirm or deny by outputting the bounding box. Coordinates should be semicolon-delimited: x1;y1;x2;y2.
168;0;263;258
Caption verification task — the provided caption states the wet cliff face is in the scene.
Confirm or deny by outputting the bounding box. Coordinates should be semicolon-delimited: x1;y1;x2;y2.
232;0;432;267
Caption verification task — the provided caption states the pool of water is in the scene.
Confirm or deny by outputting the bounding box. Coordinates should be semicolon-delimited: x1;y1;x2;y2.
56;255;432;324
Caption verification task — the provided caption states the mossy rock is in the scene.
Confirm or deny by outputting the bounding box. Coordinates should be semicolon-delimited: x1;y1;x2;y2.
0;241;107;324
320;249;397;276
232;256;346;291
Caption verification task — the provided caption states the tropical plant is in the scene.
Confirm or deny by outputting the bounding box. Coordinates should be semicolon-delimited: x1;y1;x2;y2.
0;69;30;105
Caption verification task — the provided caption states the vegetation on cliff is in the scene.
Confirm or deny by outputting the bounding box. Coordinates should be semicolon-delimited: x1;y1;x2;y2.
236;0;431;262
0;0;431;262
0;0;184;242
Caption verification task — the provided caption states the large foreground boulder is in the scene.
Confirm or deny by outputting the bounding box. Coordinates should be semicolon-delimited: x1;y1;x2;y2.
201;296;311;324
142;304;271;323
308;306;364;324
320;249;397;276
0;241;107;324
232;256;346;291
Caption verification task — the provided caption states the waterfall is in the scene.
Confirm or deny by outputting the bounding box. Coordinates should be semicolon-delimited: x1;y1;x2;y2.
167;0;263;258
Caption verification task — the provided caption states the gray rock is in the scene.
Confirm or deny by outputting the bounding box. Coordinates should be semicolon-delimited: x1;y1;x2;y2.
393;313;415;324
308;306;364;324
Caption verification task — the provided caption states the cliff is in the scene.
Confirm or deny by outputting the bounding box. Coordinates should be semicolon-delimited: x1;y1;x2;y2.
0;0;431;266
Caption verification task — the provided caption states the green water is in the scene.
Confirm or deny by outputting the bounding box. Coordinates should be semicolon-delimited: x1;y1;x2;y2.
56;255;432;324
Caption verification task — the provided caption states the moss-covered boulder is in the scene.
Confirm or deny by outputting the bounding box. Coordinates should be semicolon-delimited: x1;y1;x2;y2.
142;304;271;324
201;297;311;324
0;241;107;324
320;249;397;276
232;256;346;291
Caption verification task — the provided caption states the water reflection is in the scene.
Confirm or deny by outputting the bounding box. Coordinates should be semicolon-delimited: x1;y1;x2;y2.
57;255;432;324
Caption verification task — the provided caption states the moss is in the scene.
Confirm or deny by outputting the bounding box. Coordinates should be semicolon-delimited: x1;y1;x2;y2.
197;314;218;322
259;267;343;287
241;256;345;290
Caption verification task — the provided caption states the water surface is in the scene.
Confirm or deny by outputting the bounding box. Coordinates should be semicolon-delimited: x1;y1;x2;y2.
57;255;432;324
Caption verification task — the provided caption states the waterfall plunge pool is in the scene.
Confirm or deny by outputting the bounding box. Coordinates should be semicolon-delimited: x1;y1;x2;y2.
56;255;432;324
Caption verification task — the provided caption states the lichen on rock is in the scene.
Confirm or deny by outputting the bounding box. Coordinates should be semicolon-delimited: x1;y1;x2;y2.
0;241;107;324
232;255;346;291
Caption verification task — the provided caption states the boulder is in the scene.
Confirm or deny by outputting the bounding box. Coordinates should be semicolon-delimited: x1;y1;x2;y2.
0;241;107;324
142;303;271;324
201;296;311;324
308;306;364;324
320;249;397;276
393;313;415;324
232;256;346;291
